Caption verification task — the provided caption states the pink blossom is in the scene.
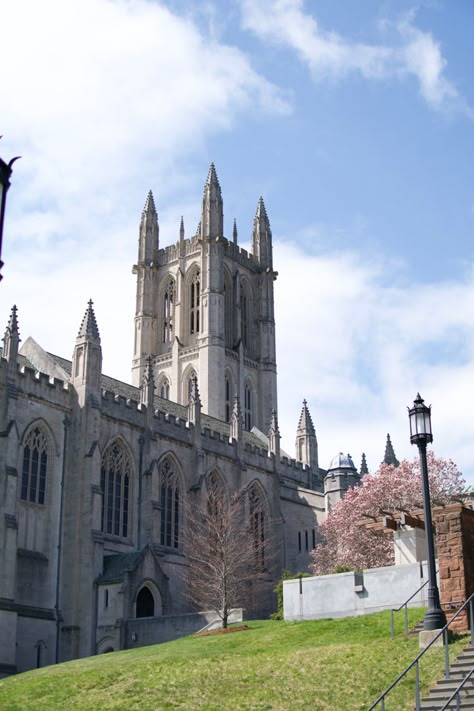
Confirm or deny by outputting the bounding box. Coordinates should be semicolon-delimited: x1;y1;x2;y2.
310;453;464;575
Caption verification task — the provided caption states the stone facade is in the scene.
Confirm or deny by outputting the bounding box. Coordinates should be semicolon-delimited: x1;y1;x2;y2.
0;165;361;676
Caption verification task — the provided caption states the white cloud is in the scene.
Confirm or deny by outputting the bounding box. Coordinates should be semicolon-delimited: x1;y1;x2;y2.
274;241;474;480
239;0;463;112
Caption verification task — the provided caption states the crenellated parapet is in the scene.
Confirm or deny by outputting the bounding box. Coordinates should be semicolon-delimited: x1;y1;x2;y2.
15;364;71;409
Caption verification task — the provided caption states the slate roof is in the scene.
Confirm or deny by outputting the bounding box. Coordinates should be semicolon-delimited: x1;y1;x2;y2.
96;551;143;583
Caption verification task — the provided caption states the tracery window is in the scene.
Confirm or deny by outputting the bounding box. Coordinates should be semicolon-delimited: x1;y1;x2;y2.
100;440;131;538
21;427;49;505
162;278;175;343
248;485;265;570
244;383;252;431
159;457;180;548
190;270;200;335
224;274;233;348
159;377;170;400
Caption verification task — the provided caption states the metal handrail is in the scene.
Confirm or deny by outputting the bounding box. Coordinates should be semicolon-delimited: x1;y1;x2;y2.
440;666;474;710
390;576;432;639
368;592;474;710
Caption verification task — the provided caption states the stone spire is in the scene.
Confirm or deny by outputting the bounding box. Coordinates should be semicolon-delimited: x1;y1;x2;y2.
179;216;185;241
295;399;318;472
383;433;400;467
187;374;201;425
140;355;155;409
229;394;242;443
201;163;223;240
2;304;20;364
360;452;369;476
138;189;159;263
252;196;273;269
268;409;280;458
232;218;238;245
77;299;101;343
71;300;103;402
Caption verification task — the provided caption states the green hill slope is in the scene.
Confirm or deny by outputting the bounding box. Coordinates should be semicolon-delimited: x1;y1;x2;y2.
0;610;465;710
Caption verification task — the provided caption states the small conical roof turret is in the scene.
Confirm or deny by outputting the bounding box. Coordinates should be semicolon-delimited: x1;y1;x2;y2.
295;399;318;474
383;433;400;467
360;453;369;476
77;300;101;343
252;196;273;269
138;189;159;263
201;163;223;239
2;304;20;364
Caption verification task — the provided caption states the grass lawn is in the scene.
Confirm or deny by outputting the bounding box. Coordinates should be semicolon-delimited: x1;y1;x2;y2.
0;609;467;710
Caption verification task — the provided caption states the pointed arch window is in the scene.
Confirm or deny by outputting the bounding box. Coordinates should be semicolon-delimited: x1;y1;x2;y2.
248;485;265;570
100;441;131;538
190;270;200;335
159;458;180;549
224;274;233;348
244;383;252;431
159;377;170;400
163;278;175;343
21;427;48;505
240;283;248;349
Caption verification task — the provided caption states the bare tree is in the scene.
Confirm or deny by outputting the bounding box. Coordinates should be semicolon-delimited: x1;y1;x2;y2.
183;479;272;628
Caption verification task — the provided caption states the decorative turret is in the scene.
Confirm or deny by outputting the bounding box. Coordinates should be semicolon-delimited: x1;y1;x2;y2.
252;197;273;269
140;355;155;410
360;452;369;476
383;433;399;467
295;400;318;471
138;190;159;264
324;453;360;513
268;409;280;458
2;305;20;365
201;163;223;240
71;300;102;404
187;374;201;425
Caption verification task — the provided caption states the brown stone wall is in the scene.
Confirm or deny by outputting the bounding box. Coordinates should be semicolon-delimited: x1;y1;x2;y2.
435;503;474;632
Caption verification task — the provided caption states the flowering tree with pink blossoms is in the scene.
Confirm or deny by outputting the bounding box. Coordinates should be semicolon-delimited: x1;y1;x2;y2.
310;453;464;575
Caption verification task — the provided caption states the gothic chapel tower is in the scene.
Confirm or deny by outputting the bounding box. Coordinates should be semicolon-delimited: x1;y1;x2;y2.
132;165;278;432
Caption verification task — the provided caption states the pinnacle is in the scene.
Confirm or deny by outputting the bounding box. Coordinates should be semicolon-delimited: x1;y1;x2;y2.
297;399;315;434
180;216;185;240
7;304;19;334
360;453;369;476
143;190;157;214
77;299;101;343
232;218;238;244
189;374;200;402
205;162;220;188
383;433;399;468
268;409;280;436
256;196;267;218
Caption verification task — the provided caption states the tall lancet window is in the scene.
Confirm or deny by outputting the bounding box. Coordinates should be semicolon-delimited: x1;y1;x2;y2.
190;270;200;335
224;273;233;348
101;440;131;538
225;375;231;423
159;457;180;549
248;484;265;570
244;383;252;431
240;284;248;349
163;278;175;343
159;377;170;400
21;427;49;505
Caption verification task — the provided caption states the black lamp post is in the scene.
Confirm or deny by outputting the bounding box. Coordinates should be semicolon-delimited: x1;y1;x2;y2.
408;393;447;631
0;147;19;282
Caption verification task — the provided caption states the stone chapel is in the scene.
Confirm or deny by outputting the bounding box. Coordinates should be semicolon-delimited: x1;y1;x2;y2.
0;164;363;676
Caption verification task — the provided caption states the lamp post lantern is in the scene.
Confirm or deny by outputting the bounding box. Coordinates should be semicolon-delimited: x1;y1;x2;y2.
0;146;20;282
408;393;446;631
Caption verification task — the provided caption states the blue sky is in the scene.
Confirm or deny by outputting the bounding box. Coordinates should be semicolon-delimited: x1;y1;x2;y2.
1;0;473;479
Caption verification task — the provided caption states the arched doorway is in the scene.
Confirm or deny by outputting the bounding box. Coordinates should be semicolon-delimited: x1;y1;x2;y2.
136;586;155;618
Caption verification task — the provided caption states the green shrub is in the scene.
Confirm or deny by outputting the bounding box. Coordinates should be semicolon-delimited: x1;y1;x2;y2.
271;570;312;620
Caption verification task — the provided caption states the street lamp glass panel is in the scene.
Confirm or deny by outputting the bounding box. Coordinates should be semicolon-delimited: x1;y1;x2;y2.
408;393;433;444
